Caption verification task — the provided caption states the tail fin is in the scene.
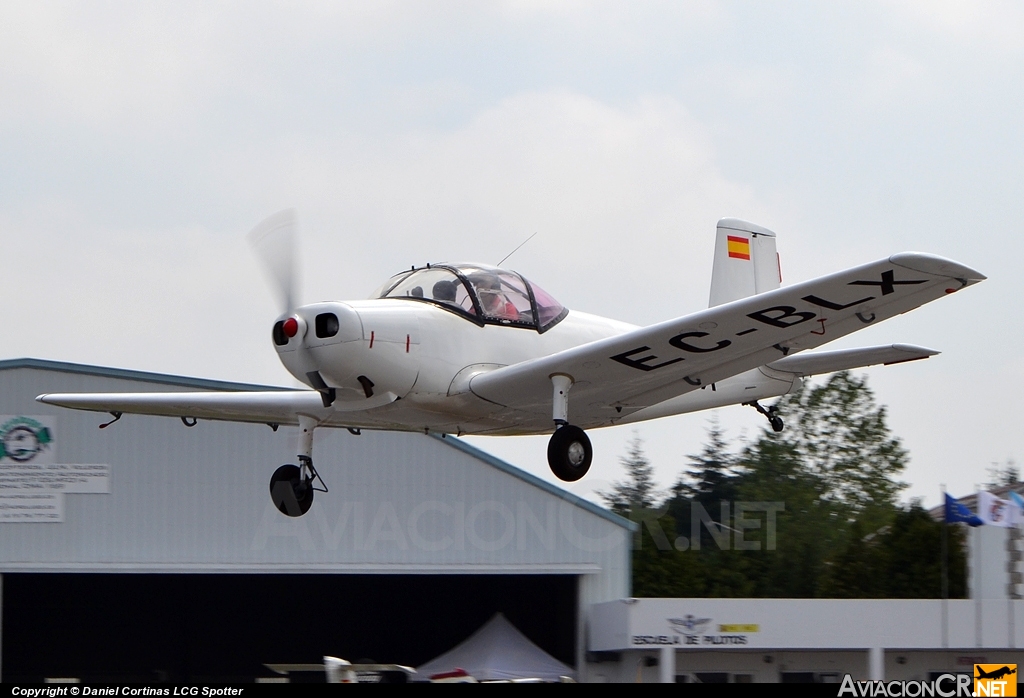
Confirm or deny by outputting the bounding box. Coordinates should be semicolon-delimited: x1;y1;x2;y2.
708;218;781;307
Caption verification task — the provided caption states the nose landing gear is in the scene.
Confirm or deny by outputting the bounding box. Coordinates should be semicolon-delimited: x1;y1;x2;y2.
270;463;315;517
269;415;327;517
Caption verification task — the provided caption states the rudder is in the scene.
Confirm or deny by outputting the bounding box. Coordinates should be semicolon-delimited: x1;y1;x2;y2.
708;218;781;307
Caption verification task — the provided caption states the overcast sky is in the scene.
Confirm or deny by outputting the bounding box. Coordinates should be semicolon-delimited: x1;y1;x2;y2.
2;1;1021;506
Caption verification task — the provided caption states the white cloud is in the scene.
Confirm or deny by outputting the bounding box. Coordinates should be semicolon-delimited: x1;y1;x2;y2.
887;0;1024;53
852;46;933;111
168;89;765;327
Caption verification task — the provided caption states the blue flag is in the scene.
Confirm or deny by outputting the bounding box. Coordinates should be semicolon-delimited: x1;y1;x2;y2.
1010;491;1024;526
945;493;983;526
1010;490;1024;511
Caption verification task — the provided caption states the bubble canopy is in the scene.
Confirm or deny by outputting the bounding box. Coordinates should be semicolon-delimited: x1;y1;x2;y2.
375;263;567;332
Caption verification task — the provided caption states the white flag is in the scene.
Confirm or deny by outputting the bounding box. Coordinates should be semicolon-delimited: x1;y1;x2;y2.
977;491;1014;527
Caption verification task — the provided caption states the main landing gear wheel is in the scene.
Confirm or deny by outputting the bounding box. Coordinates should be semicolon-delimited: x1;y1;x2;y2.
269;464;314;517
547;425;593;482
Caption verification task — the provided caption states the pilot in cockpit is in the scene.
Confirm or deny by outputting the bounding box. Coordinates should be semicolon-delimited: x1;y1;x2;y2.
470;272;519;321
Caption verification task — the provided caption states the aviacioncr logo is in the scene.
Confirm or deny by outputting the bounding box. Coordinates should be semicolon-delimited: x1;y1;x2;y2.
0;417;53;463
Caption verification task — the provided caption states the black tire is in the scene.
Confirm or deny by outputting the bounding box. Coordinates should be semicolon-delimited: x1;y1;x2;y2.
269;464;314;517
770;416;784;433
547;425;593;482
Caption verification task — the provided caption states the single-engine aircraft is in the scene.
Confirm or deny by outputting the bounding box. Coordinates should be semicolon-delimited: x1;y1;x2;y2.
37;212;985;517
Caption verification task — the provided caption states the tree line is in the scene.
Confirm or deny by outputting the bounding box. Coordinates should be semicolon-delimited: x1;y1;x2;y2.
601;372;968;599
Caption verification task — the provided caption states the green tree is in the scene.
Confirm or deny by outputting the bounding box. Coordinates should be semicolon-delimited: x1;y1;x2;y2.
734;435;838;597
667;418;738;548
819;519;885;598
599;433;662;517
631;515;711;598
987;459;1020;489
819;505;968;599
881;505;967;598
620;371;957;600
771;371;908;533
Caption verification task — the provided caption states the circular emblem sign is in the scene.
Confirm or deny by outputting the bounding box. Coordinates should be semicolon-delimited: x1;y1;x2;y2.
0;416;53;463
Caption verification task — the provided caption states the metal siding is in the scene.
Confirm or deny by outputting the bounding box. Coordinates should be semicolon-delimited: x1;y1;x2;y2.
0;365;629;601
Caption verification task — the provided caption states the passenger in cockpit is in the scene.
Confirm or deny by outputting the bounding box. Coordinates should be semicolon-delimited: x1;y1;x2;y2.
432;279;457;302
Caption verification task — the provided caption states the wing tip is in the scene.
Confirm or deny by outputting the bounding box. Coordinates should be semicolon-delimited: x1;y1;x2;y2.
889;252;986;282
884;343;941;365
890;343;940;357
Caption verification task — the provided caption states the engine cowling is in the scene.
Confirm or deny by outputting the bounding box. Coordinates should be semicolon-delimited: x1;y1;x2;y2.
274;301;421;402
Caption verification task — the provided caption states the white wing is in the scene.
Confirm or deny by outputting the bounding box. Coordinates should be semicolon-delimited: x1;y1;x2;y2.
36;390;332;426
469;252;983;425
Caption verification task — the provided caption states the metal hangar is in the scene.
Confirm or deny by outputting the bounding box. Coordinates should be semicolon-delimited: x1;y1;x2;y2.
0;358;632;682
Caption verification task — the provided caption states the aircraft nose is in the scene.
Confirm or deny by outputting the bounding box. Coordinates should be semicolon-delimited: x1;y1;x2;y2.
272;314;307;346
302;303;362;344
273;303;361;350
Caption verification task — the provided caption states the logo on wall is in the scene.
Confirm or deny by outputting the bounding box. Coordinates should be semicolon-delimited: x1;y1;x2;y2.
668;615;712;633
1;416;110;523
0;416;55;464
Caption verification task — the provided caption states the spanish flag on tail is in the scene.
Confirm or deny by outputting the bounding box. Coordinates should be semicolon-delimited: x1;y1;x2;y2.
727;235;751;260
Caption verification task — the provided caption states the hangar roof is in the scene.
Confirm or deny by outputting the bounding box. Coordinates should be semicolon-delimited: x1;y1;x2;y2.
0;357;292;392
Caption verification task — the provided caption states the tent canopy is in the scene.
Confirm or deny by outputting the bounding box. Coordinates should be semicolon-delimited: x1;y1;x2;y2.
414;613;574;682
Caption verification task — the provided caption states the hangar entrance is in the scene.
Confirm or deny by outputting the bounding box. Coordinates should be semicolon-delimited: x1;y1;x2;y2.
3;573;577;682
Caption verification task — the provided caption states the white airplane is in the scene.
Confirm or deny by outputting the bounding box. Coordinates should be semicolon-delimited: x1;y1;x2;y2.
37;213;985;517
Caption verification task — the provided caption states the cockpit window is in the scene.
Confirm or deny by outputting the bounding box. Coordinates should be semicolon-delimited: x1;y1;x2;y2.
379;263;566;332
459;267;535;326
529;280;567;330
383;268;474;314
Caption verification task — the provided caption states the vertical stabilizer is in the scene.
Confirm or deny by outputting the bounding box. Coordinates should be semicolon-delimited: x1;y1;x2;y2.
708;218;781;307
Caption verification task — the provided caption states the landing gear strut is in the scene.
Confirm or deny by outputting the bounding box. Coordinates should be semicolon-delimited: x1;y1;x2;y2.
546;374;593;482
746;400;784;433
269;415;327;517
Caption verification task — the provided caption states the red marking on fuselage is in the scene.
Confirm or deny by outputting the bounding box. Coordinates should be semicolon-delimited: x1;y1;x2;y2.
369;331;375;348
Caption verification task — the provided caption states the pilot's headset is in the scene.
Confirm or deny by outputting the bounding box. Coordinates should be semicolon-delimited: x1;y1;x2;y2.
432;279;457;302
469;272;502;296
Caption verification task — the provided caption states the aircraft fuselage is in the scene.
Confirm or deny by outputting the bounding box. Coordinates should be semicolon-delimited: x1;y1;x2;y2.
275;299;796;435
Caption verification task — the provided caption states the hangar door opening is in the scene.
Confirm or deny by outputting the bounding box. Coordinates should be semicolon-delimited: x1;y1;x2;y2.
3;573;577;682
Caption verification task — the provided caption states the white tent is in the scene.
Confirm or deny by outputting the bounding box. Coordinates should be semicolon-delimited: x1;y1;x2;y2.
414;613;574;682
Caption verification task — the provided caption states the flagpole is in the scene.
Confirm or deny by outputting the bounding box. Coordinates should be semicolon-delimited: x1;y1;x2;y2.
941;484;948;649
975;484;982;648
1009;523;1014;649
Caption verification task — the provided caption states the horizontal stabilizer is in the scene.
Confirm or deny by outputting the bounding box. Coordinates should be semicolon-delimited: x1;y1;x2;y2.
766;343;939;377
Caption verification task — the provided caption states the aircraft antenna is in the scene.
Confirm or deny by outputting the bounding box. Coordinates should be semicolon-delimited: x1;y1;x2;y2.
497;232;537;267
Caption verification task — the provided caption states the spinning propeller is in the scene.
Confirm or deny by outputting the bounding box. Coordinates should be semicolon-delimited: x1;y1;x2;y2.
248;208;299;317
